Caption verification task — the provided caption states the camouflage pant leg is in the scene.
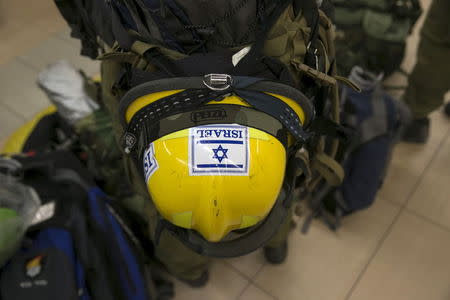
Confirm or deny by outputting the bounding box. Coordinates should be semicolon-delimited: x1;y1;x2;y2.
100;60;210;281
265;206;294;248
404;0;450;119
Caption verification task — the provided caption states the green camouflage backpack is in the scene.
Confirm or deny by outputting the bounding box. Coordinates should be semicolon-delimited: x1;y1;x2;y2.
53;0;360;240
332;0;422;76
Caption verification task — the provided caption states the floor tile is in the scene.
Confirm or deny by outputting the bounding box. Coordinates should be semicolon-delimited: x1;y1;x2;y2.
348;212;450;300
239;284;276;300
54;27;81;48
378;110;450;205
0;0;66;65
172;261;249;300
253;199;400;300
226;249;265;279
0;105;25;142
0;60;50;120
407;133;450;229
17;36;99;76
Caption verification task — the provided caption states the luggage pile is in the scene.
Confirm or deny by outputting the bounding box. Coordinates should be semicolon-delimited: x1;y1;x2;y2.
53;0;358;253
0;62;173;300
0;3;417;298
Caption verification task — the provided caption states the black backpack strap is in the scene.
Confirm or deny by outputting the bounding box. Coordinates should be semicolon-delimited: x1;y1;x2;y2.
54;0;100;58
294;0;320;69
111;3;137;51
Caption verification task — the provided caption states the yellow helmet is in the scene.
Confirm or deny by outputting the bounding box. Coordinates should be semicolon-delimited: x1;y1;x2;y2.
120;75;313;257
147;125;286;242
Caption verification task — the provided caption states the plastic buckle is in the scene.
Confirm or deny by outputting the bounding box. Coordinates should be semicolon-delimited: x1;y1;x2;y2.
203;74;232;91
122;132;137;154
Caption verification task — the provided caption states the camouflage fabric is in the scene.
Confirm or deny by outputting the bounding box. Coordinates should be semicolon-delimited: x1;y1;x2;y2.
403;0;450;118
93;2;343;280
332;0;421;76
74;109;129;198
98;59;210;281
98;57;299;280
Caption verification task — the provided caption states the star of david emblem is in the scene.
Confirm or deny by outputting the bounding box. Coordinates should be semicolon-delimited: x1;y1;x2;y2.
212;145;228;163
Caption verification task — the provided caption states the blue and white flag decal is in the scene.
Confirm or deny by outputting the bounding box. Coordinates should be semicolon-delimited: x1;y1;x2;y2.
189;125;249;176
143;143;159;183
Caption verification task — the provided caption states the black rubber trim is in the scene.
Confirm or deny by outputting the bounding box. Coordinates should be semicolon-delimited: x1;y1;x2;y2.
119;76;315;127
133;104;290;152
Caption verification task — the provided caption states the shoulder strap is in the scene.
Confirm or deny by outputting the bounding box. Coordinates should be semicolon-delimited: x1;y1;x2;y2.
311;152;345;187
295;0;320;69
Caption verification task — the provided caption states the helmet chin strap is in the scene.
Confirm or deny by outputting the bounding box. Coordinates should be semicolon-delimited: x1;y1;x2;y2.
152;156;300;258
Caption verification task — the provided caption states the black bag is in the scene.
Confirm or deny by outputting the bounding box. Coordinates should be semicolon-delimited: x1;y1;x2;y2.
54;0;115;58
303;67;411;230
0;151;174;300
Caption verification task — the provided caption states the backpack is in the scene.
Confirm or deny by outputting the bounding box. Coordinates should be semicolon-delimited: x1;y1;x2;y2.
1;101;133;203
0;151;173;300
303;66;411;231
54;0;115;58
54;0;356;237
332;0;422;76
102;1;350;190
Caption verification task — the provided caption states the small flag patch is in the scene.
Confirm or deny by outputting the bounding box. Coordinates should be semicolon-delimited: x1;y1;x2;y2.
189;124;249;176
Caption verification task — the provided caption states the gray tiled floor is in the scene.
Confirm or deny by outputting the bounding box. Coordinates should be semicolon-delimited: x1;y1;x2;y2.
0;105;26;142
1;0;450;299
348;212;450;300
0;59;51;120
17;35;99;75
252;199;402;300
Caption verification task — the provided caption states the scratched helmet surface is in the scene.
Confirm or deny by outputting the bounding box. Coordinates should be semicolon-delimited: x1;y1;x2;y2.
145;124;286;242
120;76;314;257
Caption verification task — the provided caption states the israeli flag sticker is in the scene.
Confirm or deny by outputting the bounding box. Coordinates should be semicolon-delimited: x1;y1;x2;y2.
189;124;249;176
143;143;159;183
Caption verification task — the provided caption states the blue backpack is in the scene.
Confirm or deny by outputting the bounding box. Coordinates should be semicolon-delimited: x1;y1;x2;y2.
0;151;172;300
304;67;410;230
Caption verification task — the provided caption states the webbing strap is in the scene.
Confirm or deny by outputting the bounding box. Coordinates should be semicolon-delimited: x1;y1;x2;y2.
119;76;314;126
135;104;289;151
311;152;344;187
295;0;320;69
111;4;136;51
121;76;313;153
335;76;361;92
234;90;309;142
292;60;337;86
123;88;308;152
